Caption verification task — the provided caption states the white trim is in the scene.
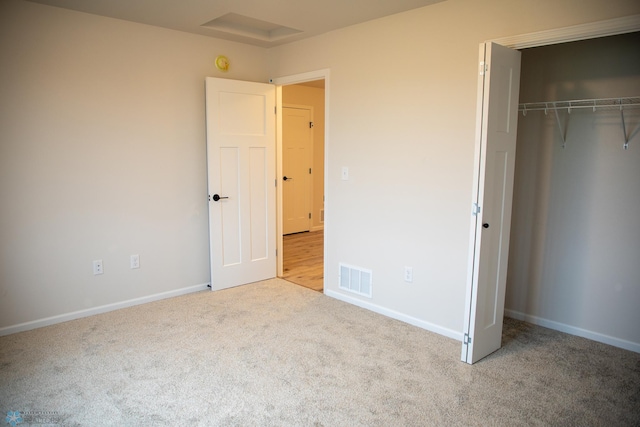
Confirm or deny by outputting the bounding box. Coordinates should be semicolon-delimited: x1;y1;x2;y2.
276;85;284;276
270;69;330;86
282;103;313;110
462;43;489;363
491;14;640;49
271;69;330;285
0;283;210;337
325;289;463;342
505;309;640;354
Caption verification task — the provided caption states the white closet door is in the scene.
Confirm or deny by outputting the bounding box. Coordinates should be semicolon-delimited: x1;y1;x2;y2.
462;42;521;364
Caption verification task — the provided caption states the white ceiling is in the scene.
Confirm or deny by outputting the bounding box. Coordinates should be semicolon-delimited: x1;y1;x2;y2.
25;0;445;47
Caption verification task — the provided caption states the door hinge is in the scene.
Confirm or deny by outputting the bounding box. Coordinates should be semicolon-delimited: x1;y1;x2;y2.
274;106;277;114
275;179;277;187
309;168;312;174
464;333;472;344
479;61;488;76
275;248;278;256
308;213;311;219
309;121;314;128
472;203;481;216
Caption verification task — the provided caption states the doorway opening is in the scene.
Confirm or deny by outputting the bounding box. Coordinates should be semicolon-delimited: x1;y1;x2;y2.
505;32;640;352
278;78;326;292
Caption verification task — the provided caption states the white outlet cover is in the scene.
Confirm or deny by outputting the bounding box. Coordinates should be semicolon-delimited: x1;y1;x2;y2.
404;266;413;283
341;166;349;180
130;254;140;269
93;259;103;275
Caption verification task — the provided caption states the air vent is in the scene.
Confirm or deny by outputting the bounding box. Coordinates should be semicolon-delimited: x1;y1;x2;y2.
339;263;372;298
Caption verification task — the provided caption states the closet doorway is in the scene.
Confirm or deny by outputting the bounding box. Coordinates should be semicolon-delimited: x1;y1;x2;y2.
505;32;640;351
280;79;326;292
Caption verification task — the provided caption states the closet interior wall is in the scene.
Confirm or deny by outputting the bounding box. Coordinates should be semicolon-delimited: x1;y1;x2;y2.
506;32;640;351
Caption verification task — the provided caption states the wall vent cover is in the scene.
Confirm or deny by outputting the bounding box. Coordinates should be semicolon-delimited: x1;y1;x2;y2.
339;263;372;298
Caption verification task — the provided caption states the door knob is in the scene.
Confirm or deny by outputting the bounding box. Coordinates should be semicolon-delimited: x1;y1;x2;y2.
283;176;293;181
212;194;228;202
483;223;489;228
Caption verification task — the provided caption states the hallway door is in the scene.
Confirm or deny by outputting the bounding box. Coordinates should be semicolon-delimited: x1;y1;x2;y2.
282;106;313;235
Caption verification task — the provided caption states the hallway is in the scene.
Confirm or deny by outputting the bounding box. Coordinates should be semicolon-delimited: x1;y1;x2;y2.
282;230;323;292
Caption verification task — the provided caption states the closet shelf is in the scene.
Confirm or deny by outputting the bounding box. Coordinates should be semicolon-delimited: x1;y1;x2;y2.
518;96;640;150
518;96;640;114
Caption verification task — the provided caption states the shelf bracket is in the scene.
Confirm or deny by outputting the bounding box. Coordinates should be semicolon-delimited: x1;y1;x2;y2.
518;96;640;150
553;102;566;148
620;105;629;150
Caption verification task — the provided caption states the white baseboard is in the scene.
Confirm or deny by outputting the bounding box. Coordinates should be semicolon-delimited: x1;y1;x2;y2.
505;309;640;353
325;289;463;341
0;283;210;337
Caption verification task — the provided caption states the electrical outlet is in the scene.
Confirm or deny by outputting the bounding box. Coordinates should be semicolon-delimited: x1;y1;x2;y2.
130;254;140;269
404;266;413;283
93;259;103;275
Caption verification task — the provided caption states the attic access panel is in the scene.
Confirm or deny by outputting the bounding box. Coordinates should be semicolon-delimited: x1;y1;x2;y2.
201;13;302;42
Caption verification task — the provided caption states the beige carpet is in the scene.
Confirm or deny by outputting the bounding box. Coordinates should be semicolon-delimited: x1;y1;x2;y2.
1;278;638;426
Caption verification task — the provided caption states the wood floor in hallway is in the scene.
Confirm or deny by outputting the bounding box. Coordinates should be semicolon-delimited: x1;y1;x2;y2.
282;230;323;292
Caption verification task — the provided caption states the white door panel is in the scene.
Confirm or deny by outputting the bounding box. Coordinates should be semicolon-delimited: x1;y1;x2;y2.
219;147;241;267
462;43;521;364
206;78;276;291
283;106;312;235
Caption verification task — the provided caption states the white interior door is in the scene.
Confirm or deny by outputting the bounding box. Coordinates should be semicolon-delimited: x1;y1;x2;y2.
282;106;312;235
462;43;521;364
205;77;276;291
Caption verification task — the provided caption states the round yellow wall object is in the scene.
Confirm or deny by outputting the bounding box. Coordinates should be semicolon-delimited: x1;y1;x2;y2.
215;55;229;72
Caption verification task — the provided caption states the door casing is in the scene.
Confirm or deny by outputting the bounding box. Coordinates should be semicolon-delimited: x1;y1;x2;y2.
270;69;330;278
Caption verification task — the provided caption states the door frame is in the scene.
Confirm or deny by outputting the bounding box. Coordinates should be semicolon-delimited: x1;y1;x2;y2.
462;14;640;364
269;69;330;279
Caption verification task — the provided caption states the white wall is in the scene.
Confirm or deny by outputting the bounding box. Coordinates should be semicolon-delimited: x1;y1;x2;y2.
2;0;639;344
268;0;640;337
506;32;640;348
0;0;269;331
282;84;325;230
